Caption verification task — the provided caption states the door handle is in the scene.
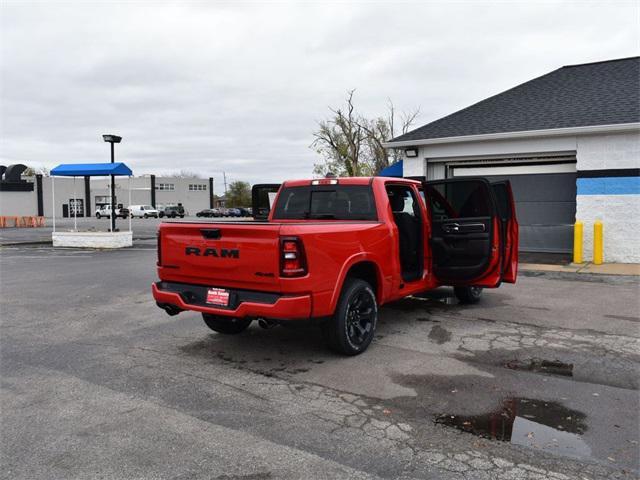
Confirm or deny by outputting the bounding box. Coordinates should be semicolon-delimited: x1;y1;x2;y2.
201;229;221;239
443;222;485;234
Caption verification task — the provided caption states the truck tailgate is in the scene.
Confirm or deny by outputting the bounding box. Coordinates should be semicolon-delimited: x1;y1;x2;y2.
158;222;282;291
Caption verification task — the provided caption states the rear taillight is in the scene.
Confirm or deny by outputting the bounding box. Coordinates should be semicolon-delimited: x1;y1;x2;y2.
280;237;307;277
157;230;162;266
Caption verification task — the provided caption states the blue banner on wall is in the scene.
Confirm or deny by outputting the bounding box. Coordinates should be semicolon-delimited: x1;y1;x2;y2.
577;176;640;195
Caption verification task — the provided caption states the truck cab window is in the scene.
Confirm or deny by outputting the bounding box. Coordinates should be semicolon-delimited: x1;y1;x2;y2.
273;185;377;220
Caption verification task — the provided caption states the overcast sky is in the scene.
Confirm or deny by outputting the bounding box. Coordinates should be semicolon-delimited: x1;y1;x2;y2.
1;1;638;186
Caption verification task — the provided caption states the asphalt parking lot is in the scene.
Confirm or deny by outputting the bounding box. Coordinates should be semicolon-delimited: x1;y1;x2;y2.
1;239;639;479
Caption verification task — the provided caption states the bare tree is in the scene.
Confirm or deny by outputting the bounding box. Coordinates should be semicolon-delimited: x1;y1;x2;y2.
388;100;420;163
359;99;420;172
312;91;420;176
311;90;371;177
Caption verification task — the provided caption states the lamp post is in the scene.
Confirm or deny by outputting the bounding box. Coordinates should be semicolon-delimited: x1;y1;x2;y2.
103;134;122;232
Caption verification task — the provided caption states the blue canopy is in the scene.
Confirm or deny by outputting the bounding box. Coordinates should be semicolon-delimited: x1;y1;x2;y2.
50;162;133;177
378;160;403;177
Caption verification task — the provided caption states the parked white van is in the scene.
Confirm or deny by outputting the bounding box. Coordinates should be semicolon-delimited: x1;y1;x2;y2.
129;205;159;218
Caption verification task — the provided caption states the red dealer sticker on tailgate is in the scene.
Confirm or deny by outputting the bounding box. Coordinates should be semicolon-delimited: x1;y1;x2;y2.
206;288;230;306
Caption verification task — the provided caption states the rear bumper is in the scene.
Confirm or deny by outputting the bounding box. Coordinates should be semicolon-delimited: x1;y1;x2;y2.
152;281;312;320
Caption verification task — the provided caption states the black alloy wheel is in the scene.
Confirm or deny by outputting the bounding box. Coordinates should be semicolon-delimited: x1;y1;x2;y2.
322;278;377;355
346;289;376;347
453;286;484;304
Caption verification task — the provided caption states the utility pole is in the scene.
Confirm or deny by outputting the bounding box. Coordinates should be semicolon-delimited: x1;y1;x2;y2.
110;142;115;232
223;171;228;196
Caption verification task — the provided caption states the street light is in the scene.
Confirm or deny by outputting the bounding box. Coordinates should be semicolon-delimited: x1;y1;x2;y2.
103;134;122;232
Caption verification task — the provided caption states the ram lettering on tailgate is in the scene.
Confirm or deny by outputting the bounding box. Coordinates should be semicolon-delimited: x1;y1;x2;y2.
185;247;240;258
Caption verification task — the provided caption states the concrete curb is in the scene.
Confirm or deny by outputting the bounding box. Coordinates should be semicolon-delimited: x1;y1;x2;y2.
520;262;640;276
0;240;53;247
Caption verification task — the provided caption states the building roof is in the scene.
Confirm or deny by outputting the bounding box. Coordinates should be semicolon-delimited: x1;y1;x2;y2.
50;163;133;177
389;57;640;144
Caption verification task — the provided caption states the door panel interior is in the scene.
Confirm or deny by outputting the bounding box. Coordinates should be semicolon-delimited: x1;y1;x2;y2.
425;178;499;283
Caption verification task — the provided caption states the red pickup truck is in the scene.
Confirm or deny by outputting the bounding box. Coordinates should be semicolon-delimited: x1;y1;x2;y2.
153;176;518;355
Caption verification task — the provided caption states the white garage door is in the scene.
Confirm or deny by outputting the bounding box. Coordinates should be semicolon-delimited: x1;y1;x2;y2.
450;161;577;253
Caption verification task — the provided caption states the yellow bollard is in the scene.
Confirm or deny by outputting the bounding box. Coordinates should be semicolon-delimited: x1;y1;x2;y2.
593;220;604;265
573;221;583;264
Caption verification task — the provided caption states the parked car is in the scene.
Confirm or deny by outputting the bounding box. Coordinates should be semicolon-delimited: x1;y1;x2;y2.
196;208;219;218
237;207;252;217
218;208;229;217
153;177;518;355
95;205;129;219
130;205;159;218
158;205;185;218
227;208;242;217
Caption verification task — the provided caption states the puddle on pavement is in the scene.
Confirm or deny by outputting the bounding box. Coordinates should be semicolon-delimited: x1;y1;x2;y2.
428;325;452;344
435;397;591;459
505;359;574;377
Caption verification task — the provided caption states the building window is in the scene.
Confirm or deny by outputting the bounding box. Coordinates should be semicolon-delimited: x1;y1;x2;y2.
95;195;112;207
69;198;84;217
156;183;175;191
189;184;207;191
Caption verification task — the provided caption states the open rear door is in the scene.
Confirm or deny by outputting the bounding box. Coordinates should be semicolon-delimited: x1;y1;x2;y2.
252;184;281;220
491;181;519;283
424;178;502;287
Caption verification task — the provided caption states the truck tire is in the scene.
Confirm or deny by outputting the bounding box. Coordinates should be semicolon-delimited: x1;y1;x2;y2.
96;213;101;219
143;213;148;218
202;314;252;334
454;286;483;304
322;278;377;355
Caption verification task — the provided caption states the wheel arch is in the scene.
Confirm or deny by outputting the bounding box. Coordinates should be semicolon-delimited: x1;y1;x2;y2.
330;257;384;311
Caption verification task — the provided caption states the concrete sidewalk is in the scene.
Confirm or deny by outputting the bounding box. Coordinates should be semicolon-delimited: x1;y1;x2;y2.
521;262;640;276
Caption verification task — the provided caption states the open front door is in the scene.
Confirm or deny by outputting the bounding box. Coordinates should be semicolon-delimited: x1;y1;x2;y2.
424;178;502;287
491;181;519;283
252;184;281;220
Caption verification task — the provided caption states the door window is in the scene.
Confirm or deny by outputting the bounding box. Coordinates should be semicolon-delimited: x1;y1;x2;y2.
427;181;492;219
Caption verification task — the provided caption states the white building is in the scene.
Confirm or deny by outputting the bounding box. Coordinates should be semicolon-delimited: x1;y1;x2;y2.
0;174;215;218
384;57;640;263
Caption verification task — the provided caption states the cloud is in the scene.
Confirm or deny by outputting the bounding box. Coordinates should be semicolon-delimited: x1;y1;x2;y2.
1;1;638;185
